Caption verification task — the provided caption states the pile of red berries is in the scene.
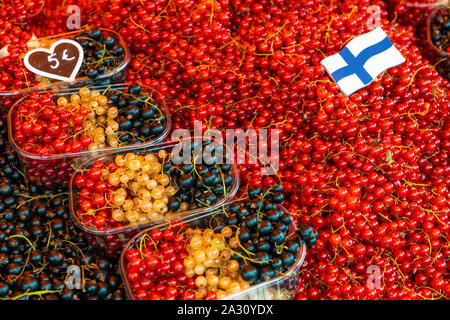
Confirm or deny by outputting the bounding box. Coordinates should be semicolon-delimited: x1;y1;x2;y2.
1;0;449;301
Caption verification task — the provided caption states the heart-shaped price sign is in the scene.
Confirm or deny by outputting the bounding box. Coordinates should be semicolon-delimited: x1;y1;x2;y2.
24;39;84;82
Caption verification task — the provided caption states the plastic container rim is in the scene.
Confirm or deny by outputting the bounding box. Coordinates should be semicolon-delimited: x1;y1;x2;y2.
426;4;450;59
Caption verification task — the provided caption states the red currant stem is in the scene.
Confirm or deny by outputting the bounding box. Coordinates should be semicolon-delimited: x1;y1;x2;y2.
417;206;446;226
155;0;171;19
264;20;288;44
138;233;149;260
341;267;363;284
83;206;118;216
310;203;329;218
388;256;406;283
70;165;90;174
416;287;448;300
20;68;31;88
324;16;334;44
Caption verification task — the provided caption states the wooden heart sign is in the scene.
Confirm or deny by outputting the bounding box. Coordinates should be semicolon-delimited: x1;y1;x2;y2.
24;39;84;82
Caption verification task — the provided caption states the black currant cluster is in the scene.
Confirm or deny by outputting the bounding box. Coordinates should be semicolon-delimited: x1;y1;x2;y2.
215;185;302;285
429;6;450;80
0;117;125;300
164;140;235;212
430;6;449;52
75;28;125;80
106;83;167;145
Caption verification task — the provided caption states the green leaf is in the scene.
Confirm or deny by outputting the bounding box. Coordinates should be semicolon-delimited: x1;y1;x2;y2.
385;150;392;167
371;139;379;147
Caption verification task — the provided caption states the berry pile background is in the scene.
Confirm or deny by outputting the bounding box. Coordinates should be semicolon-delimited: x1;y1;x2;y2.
0;0;449;300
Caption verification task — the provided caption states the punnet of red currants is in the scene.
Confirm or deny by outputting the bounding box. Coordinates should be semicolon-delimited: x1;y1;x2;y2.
0;0;449;301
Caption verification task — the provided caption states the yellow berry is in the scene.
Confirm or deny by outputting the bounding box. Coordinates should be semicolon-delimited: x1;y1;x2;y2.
111;209;124;222
128;159;141;171
97;95;108;106
165;186;176;196
79;87;90;97
156;173;170;186
140;200;153;213
107;107;118;119
183;257;195;269
206;247;220;260
219;276;231;290
192;250;206;264
144;153;156;162
195;276;207;288
136;173;150;186
206;275;219;287
146;179;158;190
229;281;241;293
194;264;205;275
57;97;68;106
221;226;233;238
125;210;139;223
227;260;239;272
70;94;81;104
151;186;164;200
90;90;100;101
123;199;134;211
108;172;120;186
216;290;227;300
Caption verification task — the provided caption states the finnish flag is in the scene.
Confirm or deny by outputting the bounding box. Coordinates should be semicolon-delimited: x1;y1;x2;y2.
321;27;405;96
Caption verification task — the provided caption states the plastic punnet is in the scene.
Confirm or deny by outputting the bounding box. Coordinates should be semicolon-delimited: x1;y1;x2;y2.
8;83;170;188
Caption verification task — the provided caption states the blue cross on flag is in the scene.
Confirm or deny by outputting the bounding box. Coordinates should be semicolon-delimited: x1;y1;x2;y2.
321;27;405;96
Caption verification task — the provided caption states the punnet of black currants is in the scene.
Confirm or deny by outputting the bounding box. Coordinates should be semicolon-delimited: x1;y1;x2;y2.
0;117;125;300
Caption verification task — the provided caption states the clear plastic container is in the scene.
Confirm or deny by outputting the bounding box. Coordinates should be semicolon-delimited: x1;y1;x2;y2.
119;207;306;300
0;27;130;97
69;137;240;257
426;5;450;80
387;0;448;27
8;83;171;188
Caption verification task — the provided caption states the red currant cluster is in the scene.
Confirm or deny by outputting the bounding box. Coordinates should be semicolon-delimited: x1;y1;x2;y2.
12;92;92;155
0;0;45;23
